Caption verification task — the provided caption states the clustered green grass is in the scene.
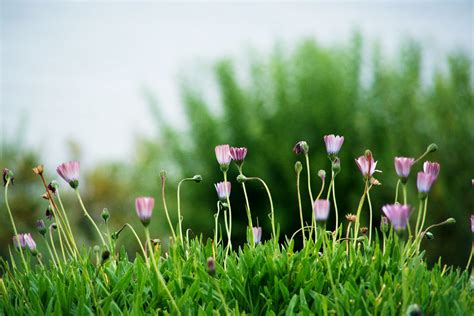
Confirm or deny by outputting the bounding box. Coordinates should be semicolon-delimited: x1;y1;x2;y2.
1;231;472;315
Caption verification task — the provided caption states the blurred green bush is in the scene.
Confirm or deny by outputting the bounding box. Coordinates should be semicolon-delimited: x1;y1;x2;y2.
1;35;472;267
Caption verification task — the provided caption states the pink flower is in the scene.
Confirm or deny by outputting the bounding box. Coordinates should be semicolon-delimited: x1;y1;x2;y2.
381;204;412;231
23;233;37;252
471;215;474;233
12;234;26;248
355;152;377;178
313;199;330;221
252;226;262;244
215;144;231;169
417;172;435;193
423;161;440;179
56;161;80;189
214;181;231;201
323;134;344;155
135;197;154;226
394;157;415;180
230;147;247;163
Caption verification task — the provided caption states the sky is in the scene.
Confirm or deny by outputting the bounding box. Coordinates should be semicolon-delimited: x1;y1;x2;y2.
1;1;473;167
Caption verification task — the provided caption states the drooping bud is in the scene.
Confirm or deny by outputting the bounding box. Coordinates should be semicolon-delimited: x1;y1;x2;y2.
294;161;303;174
101;208;110;223
427;143;438;153
424;232;434;240
192;175;203;183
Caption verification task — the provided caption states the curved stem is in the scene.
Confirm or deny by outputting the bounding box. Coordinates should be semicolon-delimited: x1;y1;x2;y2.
4;180;28;272
75;189;107;246
331;173;339;237
239;165;253;245
419;198;429;234
304;153;314;205
394;179;401;203
161;176;177;241
214;202;220;245
414;199;424;236
248;177;276;245
177;178;193;244
56;191;81;259
145;228;180;314
43;236;58;269
49;227;63;273
123;223;148;266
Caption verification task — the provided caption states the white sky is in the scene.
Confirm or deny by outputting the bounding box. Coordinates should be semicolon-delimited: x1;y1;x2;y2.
1;1;473;167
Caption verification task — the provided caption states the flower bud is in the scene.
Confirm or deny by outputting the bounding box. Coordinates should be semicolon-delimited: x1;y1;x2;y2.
346;213;356;223
445;218;456;225
332;158;341;175
380;216;389;233
101;250;111;263
45;205;54;220
93;245;101;253
101;208;110;223
424;232;434;240
192;175;203;183
32;165;44;175
294;161;303;174
427;143;438;153
160;170;167;178
48;181;59;194
360;227;368;235
207;256;216;276
293;141;309;155
318;169;326;181
3;168;14;186
36;220;47;236
407;303;422;316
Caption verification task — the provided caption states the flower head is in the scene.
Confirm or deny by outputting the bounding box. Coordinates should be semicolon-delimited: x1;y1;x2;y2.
394;157;415;181
381;204;412;231
230;147;247;163
215;144;231;171
417;172;435;194
23;233;37;253
48;181;59;194
313;199;330;221
12;234;26;248
135;197;154;227
214;181;231;202
293;141;309;155
423;161;440;179
45;205;54;220
252;226;262;244
323;134;344;155
32;165;44;175
355;151;377;178
56;161;80;189
345;213;356;222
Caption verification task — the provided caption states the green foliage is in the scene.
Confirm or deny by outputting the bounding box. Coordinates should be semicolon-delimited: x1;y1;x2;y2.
1;234;472;314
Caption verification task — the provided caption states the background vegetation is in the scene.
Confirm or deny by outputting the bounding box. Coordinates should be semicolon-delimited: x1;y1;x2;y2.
1;34;473;267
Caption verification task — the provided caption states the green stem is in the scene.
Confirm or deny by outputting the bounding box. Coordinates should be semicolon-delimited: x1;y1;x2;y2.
394;179;401;203
49;226;63;273
239;165;254;246
214;202;220;245
43;236;58;269
304;153;314;205
296;169;305;246
367;187;373;244
248;177;276;245
419;198;429;235
223;172;232;251
75;189;107;246
177;178;194;244
124;223;148;266
56;192;82;260
4;180;29;272
145;228;180;314
161;176;177;241
353;180;368;247
414;199;424;236
331;173;339;238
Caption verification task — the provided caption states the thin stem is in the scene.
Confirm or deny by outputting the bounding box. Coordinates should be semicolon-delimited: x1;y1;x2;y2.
223;172;232;251
56;191;81;260
239;165;253;246
402;183;407;205
248;177;276;245
465;240;473;271
331;173;339;238
367;187;373;244
124;223;148;266
75;189;107;246
394;179;401;203
4;180;28;272
49;227;63;273
296;168;305;246
353;180;368;247
419;198;429;234
304;153;314;205
414;199;424;236
161;175;177;241
214;202;221;245
145;228;180;314
43;236;58;269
